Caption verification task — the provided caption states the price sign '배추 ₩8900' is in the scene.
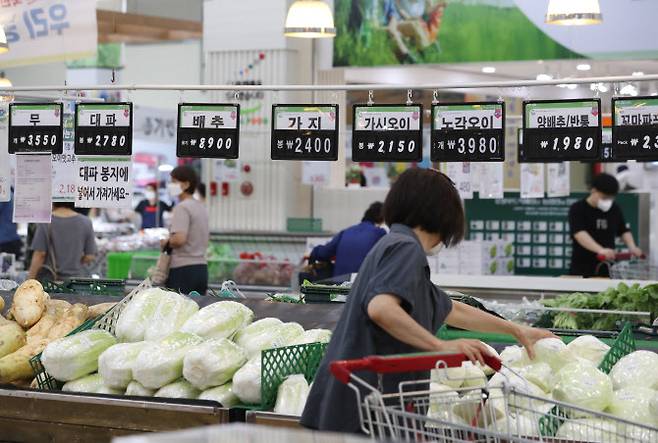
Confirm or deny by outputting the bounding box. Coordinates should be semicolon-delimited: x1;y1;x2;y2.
431;102;505;162
612;96;658;161
177;104;240;159
352;104;423;162
521;99;601;162
9;103;63;154
74;103;133;155
271;105;339;161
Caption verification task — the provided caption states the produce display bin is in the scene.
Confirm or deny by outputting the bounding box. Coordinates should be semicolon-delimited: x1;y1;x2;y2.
129;250;161;279
106;252;135;279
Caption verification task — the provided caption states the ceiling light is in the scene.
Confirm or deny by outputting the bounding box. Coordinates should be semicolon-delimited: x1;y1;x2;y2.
556;83;568;88
546;0;602;26
0;25;8;54
284;0;335;38
576;63;591;71
590;83;608;93
620;84;638;96
482;66;496;74
536;74;553;81
0;72;11;88
632;71;644;77
566;84;578;90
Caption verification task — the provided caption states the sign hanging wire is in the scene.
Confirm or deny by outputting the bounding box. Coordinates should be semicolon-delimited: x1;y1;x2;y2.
406;89;413;105
367;90;374;106
432;90;438;105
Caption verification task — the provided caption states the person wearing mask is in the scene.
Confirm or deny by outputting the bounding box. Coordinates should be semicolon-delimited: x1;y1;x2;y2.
0;188;22;260
300;168;555;434
28;202;97;281
164;166;209;294
569;173;642;277
135;183;172;229
309;202;387;278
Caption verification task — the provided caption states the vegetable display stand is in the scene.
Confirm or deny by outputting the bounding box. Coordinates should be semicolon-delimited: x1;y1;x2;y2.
300;281;351;303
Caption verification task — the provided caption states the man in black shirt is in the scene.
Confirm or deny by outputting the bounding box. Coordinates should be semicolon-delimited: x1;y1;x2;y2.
569;173;642;277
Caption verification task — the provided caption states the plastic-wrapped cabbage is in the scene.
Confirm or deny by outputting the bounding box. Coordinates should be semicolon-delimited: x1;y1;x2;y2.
431;363;466;389
526;338;572;371
274;374;310;416
499;345;528;368
234;317;282;346
489;413;540;437
651;391;658;422
478;342;500;376
183;338;247;390
454;389;506;426
232;356;262;404
42;329;117;381
607;387;658;426
461;362;487;388
125;380;155;397
98;341;148;389
237;321;304;358
517;362;555;393
487;368;547;414
115;288;168;342
199;383;239;407
609;350;658;390
556;419;618;442
180;301;253;340
553;361;612;416
426;383;461;428
291;329;332;345
154;379;201;399
133;331;204;389
62;373;124;395
143;292;199;341
565;335;610;366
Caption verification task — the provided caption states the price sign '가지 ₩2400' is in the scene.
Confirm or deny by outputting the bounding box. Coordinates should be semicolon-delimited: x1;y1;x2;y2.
271;105;339;161
177;104;240;159
74;103;133;156
612;97;658;161
9;103;63;154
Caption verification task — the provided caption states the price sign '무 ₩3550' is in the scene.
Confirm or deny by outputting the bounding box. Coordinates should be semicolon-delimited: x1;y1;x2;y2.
271;105;339;161
521;99;601;162
74;103;133;156
352;104;423;162
177;104;240;159
431;102;505;162
612;96;658;161
9;103;63;154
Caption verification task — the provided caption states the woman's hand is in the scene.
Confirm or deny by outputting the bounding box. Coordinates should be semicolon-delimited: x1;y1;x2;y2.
511;324;559;359
435;339;492;366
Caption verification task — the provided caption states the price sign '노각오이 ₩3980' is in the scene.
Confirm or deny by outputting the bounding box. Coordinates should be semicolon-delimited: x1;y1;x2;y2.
177;104;240;159
271;105;339;161
74;103;133;156
612;96;658;161
9;103;63;154
352;104;423;162
431;102;505;162
521;99;601;162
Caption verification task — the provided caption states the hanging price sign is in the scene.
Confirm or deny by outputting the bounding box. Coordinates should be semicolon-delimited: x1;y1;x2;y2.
74;103;133;155
352;104;423;162
271;104;339;161
9;103;63;154
177;103;240;158
612;97;658;161
431;102;505;162
521;99;601;162
600;127;615;162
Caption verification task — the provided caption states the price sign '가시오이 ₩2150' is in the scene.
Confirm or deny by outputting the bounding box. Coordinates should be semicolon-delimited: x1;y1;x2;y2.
9;103;63;154
271;105;339;161
431;102;505;162
74;103;133;156
352;104;423;162
612;96;658;161
176;104;240;159
521;99;601;163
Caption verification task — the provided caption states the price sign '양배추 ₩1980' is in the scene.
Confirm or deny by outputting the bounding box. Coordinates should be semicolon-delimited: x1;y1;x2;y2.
9;103;63;154
521;99;601;162
431;102;505;162
177;104;240;159
352;104;423;162
612;97;658;161
74;103;133;155
271;105;339;161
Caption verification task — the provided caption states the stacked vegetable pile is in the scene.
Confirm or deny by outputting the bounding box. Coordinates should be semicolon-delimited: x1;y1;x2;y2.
0;280;115;384
38;287;330;415
427;336;658;440
541;282;658;330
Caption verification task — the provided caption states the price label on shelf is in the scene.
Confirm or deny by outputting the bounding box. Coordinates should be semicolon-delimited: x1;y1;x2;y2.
9;103;63;154
431;102;505;162
520;99;601;162
177;103;240;158
352;104;423;162
612;96;658;161
271;104;338;161
75;103;133;155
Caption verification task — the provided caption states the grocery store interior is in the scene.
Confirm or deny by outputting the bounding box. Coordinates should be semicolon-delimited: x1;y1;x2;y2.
0;0;658;442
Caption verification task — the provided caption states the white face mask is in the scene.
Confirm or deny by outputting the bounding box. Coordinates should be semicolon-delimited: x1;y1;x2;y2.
597;198;613;213
426;242;444;257
167;182;183;198
145;190;156;201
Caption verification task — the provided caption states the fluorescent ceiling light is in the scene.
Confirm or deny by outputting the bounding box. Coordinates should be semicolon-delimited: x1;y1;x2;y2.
632;71;644;77
284;0;335;38
546;0;602;26
536;74;553;81
590;83;608;93
481;66;496;74
620;84;638;96
576;63;591;71
566;84;578;90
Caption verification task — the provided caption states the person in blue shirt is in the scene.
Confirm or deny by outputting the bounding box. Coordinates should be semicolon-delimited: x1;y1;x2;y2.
310;202;387;277
0;189;22;260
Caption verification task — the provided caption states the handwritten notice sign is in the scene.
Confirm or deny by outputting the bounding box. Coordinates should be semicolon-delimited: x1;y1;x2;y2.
13;154;52;223
612;96;658;161
75;156;132;209
9;103;63;154
177;103;240;158
271;105;338;161
75;103;132;155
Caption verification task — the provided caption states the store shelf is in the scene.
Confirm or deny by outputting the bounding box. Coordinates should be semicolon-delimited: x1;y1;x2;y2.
245;411;301;429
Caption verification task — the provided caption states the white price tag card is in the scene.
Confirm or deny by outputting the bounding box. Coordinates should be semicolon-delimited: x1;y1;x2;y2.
75;156;133;209
612;96;658;161
9;103;63;154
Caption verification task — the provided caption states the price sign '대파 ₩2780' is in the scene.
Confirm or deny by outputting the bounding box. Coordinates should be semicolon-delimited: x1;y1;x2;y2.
74;103;133;156
521;99;601;162
271;105;339;161
612;96;658;161
9;103;63;154
431;102;505;162
352;104;423;162
177;104;240;159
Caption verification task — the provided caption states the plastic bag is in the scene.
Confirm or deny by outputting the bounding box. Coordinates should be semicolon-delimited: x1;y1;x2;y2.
183;338;247;390
232;356;261;405
199;383;239;407
553;361;613;416
180;301;253;340
609;350;658;390
273;374;310;416
566;335;610;366
98;341;148;389
154;379;201;399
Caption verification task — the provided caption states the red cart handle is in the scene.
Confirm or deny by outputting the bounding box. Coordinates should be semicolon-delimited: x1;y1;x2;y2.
330;353;502;385
596;252;646;262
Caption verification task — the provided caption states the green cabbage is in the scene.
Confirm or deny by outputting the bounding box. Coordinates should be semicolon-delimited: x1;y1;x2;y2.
499;345;529;368
125;380;155;397
199;383;239;407
487;368;547;414
489;413;540;438
431;364;465;389
566;335;610;366
154;379;201;399
291;329;332;345
42;329;117;381
234;318;283;350
273;374;310;416
232;356;261;404
609;350;658;390
461;362;487;388
556;419;618;442
607;387;658;427
115;288;168;342
182;338;247;390
180;301;253;340
237;321;304;358
517;362;555;393
426;383;463;428
98;342;148;389
143;292;199;341
62;373;124;395
553;361;612;416
527;338;572;371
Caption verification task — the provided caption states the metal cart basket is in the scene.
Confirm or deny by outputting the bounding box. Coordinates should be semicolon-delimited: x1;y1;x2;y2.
596;252;658;280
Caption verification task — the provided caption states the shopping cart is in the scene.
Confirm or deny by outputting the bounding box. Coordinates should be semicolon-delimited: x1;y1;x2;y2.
330;353;658;442
596;252;657;280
